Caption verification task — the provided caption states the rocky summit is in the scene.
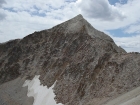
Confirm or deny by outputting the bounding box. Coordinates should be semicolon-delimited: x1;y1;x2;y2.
0;14;140;105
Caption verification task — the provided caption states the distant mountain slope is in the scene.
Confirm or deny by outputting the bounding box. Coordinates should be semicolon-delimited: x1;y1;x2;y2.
0;14;140;105
104;86;140;105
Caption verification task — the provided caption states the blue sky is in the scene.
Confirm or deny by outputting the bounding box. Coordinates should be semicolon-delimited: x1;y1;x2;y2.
0;0;140;52
108;0;119;5
108;0;128;5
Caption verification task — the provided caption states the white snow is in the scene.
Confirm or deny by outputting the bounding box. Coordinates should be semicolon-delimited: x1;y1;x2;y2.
23;75;63;105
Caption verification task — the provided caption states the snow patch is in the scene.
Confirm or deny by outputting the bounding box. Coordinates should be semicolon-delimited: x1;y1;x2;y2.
23;75;63;105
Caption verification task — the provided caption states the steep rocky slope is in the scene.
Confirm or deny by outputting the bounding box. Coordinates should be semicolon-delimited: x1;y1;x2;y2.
0;14;140;105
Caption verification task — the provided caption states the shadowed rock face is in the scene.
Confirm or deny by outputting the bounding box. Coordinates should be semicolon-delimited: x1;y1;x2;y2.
0;14;140;105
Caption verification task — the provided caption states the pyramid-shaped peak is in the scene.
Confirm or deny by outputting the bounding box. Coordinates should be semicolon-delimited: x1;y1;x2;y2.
72;14;84;20
51;14;85;32
76;14;83;17
51;14;113;42
65;14;85;24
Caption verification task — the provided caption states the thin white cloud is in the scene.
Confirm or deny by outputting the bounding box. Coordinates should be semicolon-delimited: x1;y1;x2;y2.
110;34;140;52
77;0;125;21
4;0;66;12
124;24;140;34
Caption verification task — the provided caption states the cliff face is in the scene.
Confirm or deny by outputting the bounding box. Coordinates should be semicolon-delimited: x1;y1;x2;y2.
0;14;140;105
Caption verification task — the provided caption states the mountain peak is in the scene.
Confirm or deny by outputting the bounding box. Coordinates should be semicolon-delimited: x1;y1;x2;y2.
72;14;84;20
76;14;83;17
52;14;113;42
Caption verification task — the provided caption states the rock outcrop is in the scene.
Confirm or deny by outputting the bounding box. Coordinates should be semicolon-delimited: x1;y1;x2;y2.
0;14;140;105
